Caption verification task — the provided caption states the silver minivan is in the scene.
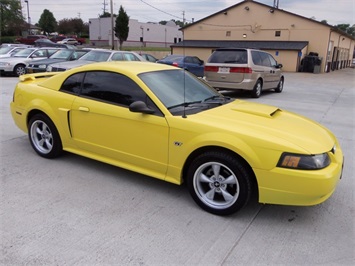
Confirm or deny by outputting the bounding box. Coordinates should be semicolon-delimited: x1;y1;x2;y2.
204;48;284;98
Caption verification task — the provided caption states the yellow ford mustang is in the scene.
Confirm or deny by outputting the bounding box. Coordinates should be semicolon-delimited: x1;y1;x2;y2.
10;61;343;215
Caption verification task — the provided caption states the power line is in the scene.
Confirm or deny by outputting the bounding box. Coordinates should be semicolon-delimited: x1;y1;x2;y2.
140;0;183;20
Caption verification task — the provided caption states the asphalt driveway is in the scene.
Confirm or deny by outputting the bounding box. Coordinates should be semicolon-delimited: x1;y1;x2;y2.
1;68;354;265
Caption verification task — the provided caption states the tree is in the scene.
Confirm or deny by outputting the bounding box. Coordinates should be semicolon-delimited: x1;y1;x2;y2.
38;9;57;35
114;5;129;50
100;12;114;18
335;24;355;37
0;0;25;36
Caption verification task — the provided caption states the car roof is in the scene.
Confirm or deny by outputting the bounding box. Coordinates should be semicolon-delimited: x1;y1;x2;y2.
76;61;175;74
38;61;177;91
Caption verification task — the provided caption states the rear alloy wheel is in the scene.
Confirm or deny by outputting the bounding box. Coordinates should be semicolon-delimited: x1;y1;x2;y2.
28;114;63;159
251;80;262;98
275;77;284;93
187;151;252;216
14;64;26;76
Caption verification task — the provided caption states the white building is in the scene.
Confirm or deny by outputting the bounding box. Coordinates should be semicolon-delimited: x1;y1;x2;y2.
89;18;183;48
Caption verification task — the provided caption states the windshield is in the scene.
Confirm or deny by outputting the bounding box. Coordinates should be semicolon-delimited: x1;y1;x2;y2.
50;49;73;59
0;47;14;54
13;48;35;57
79;51;111;62
139;69;222;112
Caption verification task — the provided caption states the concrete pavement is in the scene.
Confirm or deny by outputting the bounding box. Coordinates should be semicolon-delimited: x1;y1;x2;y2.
1;68;354;265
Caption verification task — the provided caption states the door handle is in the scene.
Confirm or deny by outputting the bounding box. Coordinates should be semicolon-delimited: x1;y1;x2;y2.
78;106;90;112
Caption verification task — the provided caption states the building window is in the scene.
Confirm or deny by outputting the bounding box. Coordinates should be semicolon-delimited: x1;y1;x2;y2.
275;31;281;37
226;31;231;37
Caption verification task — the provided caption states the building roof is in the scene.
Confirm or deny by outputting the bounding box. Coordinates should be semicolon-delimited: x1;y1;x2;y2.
171;40;309;51
181;0;355;41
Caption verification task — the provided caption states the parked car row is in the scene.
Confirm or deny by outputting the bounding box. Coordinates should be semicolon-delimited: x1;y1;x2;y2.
0;44;147;76
1;43;284;98
15;34;86;46
0;46;61;76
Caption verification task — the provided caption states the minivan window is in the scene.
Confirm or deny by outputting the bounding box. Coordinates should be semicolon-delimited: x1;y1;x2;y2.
251;51;263;66
268;54;277;67
259;52;272;67
208;50;247;64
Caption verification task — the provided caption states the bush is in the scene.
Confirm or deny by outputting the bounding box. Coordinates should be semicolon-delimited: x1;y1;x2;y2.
0;36;17;44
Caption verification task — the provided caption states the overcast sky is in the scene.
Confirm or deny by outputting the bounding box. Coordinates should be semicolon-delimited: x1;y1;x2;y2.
24;0;354;26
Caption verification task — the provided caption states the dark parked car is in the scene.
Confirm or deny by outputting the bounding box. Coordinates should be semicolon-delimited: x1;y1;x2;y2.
34;39;74;49
157;55;204;77
140;53;158;62
26;49;89;73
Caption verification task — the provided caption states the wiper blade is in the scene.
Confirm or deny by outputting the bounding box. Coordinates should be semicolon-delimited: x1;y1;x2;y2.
167;100;202;110
203;95;229;102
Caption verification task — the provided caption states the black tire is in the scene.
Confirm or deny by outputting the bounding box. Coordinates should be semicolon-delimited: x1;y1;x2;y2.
28;114;63;159
14;64;26;77
251;80;262;98
186;151;252;216
275;77;284;93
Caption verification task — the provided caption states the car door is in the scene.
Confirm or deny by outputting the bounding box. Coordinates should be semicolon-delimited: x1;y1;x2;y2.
258;51;275;89
184;56;204;77
69;71;170;179
267;54;282;87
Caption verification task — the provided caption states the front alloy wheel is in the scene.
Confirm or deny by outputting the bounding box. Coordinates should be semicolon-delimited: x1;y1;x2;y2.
14;64;26;76
187;151;252;215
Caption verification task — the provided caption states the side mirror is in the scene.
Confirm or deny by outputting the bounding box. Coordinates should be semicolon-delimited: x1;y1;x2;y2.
276;64;283;69
129;101;155;114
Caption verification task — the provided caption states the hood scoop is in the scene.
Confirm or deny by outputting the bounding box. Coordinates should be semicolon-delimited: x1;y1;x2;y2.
231;101;282;118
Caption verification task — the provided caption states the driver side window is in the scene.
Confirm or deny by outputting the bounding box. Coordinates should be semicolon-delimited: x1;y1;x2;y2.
80;71;149;107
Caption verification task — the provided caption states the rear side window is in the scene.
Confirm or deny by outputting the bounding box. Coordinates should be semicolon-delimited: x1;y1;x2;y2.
81;71;147;107
208;50;247;64
123;53;140;61
61;73;85;94
251;51;262;66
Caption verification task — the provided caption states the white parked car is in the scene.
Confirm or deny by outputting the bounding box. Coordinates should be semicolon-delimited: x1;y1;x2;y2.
57;38;79;46
47;49;145;72
0;47;60;76
0;44;31;58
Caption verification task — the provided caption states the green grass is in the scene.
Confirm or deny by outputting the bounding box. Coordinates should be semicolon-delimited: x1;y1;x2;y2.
121;46;171;52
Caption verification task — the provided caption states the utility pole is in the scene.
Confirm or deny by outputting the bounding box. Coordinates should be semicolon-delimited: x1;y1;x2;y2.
273;0;279;8
102;0;108;14
24;0;31;34
110;0;114;50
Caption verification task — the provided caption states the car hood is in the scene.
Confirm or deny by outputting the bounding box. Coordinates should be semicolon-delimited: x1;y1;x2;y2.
189;100;335;154
49;60;94;70
0;57;28;63
28;58;66;66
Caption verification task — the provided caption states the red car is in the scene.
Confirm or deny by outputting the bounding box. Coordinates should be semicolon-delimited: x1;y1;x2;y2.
16;35;47;45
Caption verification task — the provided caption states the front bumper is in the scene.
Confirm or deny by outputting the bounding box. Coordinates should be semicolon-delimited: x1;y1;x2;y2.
255;147;344;206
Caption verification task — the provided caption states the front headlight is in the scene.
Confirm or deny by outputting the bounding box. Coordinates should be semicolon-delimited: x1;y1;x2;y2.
277;152;330;170
38;64;47;69
0;62;10;66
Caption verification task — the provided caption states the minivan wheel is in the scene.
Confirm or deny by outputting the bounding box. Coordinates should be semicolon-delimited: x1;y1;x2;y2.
251;80;262;98
275;77;284;93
